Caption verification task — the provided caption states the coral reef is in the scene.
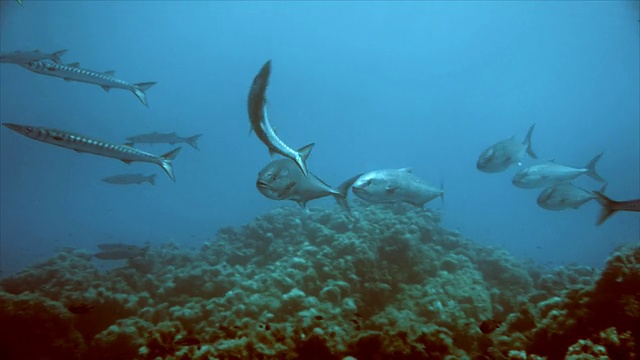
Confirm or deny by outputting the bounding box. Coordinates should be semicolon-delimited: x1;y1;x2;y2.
0;201;637;359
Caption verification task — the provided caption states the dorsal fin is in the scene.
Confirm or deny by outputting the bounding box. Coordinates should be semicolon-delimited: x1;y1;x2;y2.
67;62;80;68
103;70;115;76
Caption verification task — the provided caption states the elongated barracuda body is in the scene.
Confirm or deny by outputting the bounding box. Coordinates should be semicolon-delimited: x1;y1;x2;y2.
247;60;313;177
20;61;156;107
2;123;181;181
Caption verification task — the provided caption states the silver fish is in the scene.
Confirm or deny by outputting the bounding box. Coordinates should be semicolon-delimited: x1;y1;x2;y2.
593;191;640;225
0;49;67;65
537;182;607;211
257;155;361;214
477;123;537;173
3;123;181;181
94;244;149;260
102;173;157;186
20;61;156;107
247;60;312;177
352;168;444;207
512;153;605;189
125;132;202;150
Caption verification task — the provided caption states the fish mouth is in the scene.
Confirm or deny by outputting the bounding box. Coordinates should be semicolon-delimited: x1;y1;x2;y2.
256;180;269;189
2;123;23;133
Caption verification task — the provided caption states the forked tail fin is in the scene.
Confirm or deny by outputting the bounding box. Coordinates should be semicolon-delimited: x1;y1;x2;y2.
51;49;68;64
131;82;157;108
523;123;537;159
186;134;203;150
584;152;605;183
147;174;157;186
158;147;182;182
593;191;617;226
332;173;363;216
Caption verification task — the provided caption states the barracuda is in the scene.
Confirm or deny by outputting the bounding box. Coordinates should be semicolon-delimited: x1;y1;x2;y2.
2;123;181;181
247;60;313;177
20;61;156;107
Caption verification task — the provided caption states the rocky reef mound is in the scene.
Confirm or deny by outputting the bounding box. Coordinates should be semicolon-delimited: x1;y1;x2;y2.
0;202;637;359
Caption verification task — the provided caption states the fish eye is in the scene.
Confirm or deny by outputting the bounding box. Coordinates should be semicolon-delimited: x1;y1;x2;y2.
25;127;33;133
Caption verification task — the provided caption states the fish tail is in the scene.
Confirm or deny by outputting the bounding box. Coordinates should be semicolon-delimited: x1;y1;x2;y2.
524;123;537;159
148;174;157;186
51;49;68;64
186;134;203;150
158;147;182;182
593;191;619;225
333;173;363;216
131;82;157;107
584;152;605;183
294;143;315;177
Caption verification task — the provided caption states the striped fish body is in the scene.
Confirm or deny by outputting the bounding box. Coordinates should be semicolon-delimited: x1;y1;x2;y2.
2;123;180;181
247;60;312;177
20;61;156;107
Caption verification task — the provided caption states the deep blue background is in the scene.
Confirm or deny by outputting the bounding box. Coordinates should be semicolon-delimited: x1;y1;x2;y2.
1;1;638;276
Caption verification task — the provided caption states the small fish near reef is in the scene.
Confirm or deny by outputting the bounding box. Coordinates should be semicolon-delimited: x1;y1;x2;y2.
247;59;313;177
19;60;156;107
477;123;537;173
256;156;362;214
593;191;640;225
2;123;181;181
479;319;502;334
66;303;95;315
125;131;203;150
102;173;157;186
352;168;443;207
93;244;150;261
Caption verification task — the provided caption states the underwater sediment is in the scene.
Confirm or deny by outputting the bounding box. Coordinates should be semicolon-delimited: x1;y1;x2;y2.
0;202;638;359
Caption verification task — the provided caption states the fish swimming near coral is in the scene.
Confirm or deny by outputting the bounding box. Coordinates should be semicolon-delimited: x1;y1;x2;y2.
537;182;607;211
125;132;203;150
477;123;537;173
247;59;313;177
512;153;605;189
593;191;640;225
256;156;361;214
66;303;95;315
19;60;156;107
2;123;181;181
102;173;157;186
479;319;502;334
0;49;67;65
351;168;444;207
93;244;149;260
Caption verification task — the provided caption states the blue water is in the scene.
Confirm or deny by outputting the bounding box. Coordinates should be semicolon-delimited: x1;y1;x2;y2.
0;1;638;276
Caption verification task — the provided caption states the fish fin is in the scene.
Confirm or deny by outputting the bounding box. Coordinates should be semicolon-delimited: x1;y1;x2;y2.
186;134;203;150
131;82;157;108
332;173;363;216
292;143;314;177
296;201;310;214
298;143;315;161
51;49;68;64
523;123;537;159
124;142;135;147
103;70;115;76
159;147;182;182
399;167;413;173
67;62;80;67
584;152;605;183
593;191;618;226
121;159;132;164
598;182;608;194
101;86;111;92
148;174;157;186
